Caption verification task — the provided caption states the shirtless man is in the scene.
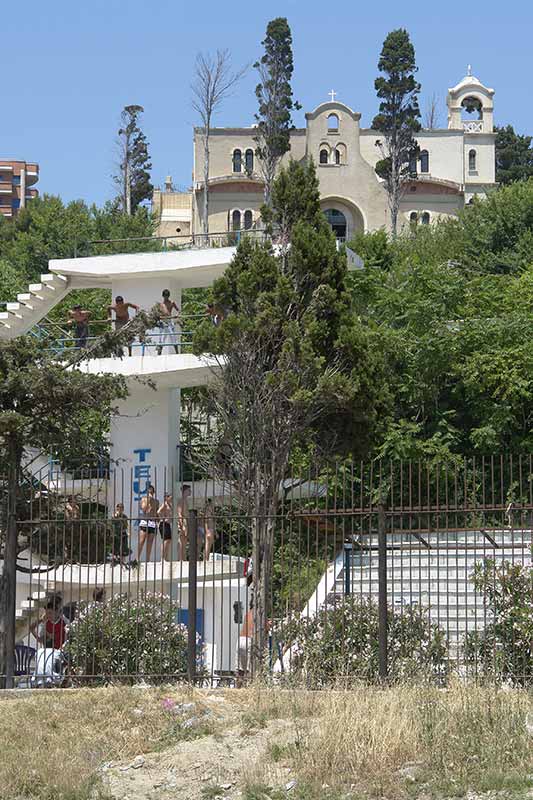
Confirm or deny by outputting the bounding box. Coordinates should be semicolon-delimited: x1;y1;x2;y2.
68;305;90;348
108;295;140;355
108;295;139;330
157;493;173;562
157;289;180;354
176;485;191;560
137;485;158;562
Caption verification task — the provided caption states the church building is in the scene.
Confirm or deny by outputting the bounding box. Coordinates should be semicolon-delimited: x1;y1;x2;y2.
191;70;496;240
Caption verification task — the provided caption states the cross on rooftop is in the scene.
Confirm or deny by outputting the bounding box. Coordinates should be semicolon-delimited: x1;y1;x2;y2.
328;89;337;102
467;64;472;76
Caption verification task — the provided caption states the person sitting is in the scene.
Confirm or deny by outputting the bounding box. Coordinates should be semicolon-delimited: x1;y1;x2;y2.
92;587;106;604
31;596;69;650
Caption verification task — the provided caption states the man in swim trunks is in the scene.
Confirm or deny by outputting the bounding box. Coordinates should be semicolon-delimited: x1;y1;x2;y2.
158;493;173;562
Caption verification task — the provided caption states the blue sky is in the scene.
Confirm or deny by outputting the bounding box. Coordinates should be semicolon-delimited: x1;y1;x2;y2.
3;0;530;206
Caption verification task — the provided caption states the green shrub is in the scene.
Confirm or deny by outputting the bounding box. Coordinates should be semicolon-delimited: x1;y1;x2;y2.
280;596;448;686
465;559;533;684
66;592;193;682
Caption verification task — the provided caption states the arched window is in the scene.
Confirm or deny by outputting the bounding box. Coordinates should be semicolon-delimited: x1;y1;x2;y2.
409;211;418;228
245;148;254;172
324;208;347;239
231;209;241;230
469;149;477;171
232;149;242;173
421;211;430;225
335;143;346;165
327;113;339;132
319;148;329;164
244;210;253;230
420;150;429;173
409;154;418;175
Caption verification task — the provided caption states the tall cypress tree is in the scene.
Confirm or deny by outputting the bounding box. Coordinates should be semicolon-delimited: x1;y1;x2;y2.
195;159;387;666
114;105;153;215
372;29;421;236
254;17;300;205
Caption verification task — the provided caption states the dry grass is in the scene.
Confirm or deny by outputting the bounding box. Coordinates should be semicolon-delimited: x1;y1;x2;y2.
2;683;533;800
244;681;533;798
0;684;204;800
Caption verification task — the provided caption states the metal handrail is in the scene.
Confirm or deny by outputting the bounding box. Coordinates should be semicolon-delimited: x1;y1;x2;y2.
73;228;268;257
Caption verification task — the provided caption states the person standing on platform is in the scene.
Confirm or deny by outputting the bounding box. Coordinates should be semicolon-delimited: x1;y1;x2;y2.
108;296;140;355
157;289;180;354
158;493;174;562
176;485;191;560
137;485;158;562
68;305;90;348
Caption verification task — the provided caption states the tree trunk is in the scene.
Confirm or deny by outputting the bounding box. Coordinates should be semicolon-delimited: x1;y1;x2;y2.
125;160;132;217
0;437;20;689
203;130;210;237
251;489;276;677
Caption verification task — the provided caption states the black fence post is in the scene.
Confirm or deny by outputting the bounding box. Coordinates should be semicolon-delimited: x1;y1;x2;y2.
377;500;388;681
187;509;198;684
1;454;18;689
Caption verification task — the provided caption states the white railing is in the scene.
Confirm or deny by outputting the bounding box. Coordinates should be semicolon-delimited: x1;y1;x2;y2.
463;121;483;133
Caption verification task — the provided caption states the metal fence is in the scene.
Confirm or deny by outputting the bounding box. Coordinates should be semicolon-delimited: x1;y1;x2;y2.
2;455;533;688
72;229;269;258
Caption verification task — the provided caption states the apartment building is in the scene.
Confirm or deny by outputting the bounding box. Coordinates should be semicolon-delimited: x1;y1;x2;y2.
0;160;39;218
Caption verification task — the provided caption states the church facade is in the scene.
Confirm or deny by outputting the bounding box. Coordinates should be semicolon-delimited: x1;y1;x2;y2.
191;71;496;240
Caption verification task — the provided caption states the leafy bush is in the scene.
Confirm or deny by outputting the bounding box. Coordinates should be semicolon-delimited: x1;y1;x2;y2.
465;559;533;684
66;592;194;682
280;596;448;686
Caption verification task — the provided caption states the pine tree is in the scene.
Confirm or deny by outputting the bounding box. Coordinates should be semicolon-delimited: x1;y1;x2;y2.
114;105;153;215
254;18;300;205
372;29;421;236
495;125;533;185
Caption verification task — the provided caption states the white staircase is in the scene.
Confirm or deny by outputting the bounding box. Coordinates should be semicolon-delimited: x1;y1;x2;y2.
15;590;49;643
0;272;70;338
335;528;533;653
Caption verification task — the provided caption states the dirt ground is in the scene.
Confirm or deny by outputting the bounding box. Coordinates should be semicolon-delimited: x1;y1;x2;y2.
101;693;296;800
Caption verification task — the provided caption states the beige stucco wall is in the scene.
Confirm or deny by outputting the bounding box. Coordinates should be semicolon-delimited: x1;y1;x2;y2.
191;80;497;235
193;127;306;183
306;102;388;234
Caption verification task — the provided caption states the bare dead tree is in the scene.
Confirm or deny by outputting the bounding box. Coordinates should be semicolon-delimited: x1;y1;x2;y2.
195;328;340;673
191;50;247;237
424;93;441;129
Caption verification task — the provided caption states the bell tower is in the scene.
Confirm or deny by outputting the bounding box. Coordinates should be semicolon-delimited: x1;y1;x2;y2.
447;67;495;133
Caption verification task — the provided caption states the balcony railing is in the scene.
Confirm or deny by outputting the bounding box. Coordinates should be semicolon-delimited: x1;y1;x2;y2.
73;229;268;258
463;121;483;133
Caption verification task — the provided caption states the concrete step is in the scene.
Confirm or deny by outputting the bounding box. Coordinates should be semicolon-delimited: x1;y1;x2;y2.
0;273;70;339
